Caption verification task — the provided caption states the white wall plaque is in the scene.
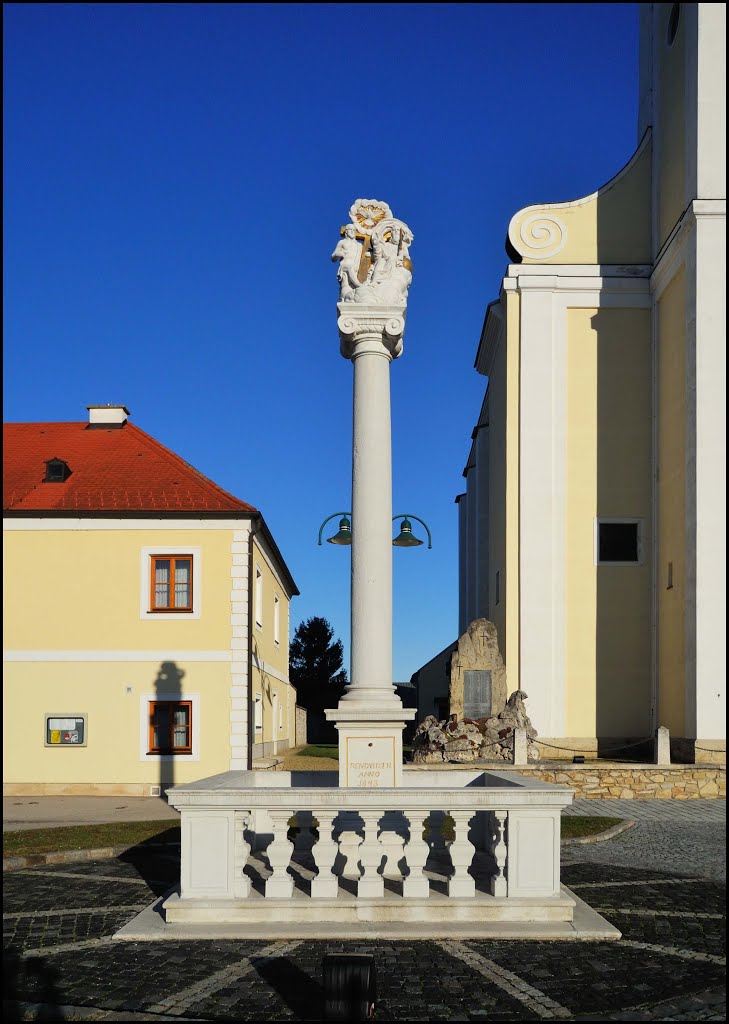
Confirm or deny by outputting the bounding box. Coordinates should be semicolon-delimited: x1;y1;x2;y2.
345;737;396;787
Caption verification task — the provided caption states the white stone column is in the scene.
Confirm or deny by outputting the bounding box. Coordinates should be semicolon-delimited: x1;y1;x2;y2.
347;315;396;703
326;306;415;786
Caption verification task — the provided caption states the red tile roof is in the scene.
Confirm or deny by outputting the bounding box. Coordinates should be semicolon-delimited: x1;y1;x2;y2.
3;421;258;514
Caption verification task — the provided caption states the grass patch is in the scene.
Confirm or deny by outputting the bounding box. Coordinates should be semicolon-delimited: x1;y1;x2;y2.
427;815;623;843
4;820;180;859
299;745;339;759
561;816;623;839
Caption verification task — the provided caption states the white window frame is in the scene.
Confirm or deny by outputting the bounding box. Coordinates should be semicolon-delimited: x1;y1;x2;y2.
254;564;263;629
140;546;201;620
254;692;263;733
139;692;201;762
594;518;644;567
273;594;280;646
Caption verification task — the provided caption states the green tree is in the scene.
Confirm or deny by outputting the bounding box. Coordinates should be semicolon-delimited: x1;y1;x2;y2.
289;617;348;725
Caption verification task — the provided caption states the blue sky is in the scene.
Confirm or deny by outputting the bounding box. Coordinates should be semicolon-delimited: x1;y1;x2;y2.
4;3;639;680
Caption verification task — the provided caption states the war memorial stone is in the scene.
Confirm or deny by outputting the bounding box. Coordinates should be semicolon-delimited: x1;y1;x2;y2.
449;619;507;720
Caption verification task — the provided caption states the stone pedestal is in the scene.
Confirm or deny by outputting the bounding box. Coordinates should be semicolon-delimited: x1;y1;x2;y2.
329;710;414;788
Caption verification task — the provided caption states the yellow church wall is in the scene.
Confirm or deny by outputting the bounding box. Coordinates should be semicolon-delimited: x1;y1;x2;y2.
507;135;651;266
3;660;230;788
656;267;687;734
566;307;652;738
505;289;520;688
566;314;598;735
3;528;233;652
657;4;686;250
486;312;507;666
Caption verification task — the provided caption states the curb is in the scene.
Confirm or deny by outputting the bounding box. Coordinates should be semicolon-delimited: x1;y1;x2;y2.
562;819;636;845
3;840;180;873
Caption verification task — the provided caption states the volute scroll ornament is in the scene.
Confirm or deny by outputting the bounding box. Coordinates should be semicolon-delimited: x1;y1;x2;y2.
507;210;567;262
332;199;414;307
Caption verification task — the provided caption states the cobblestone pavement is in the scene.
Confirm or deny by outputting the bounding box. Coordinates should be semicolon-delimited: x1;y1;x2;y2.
3;812;726;1021
565;798;725;821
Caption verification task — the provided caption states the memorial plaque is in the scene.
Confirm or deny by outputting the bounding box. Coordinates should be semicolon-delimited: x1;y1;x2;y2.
463;670;492;720
345;737;396;787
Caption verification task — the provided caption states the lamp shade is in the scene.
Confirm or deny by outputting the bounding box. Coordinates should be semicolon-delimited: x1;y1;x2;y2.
327;516;353;545
392;517;423;547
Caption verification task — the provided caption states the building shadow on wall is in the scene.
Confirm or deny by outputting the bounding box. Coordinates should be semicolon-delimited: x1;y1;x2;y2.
153;661;185;794
593;308;653;759
251;638;273;758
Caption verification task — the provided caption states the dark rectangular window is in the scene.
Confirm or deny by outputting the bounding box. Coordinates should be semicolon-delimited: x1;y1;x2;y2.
148;701;192;754
598;522;640;563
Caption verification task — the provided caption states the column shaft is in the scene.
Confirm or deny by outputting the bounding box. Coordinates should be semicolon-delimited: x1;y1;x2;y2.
346;342;395;701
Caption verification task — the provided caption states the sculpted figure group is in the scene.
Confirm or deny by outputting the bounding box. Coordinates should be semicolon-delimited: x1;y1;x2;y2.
331;199;413;307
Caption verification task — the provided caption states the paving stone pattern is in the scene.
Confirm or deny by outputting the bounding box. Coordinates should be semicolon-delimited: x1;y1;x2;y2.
3;812;726;1021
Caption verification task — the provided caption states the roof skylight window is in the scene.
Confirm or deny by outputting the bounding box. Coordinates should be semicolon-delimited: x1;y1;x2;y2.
44;458;71;483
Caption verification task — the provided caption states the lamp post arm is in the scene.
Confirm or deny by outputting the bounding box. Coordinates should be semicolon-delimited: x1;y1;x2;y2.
392;513;433;549
317;512;353;546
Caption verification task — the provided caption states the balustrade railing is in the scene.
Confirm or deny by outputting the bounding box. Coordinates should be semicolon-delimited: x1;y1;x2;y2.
166;772;572;917
237;806;513;900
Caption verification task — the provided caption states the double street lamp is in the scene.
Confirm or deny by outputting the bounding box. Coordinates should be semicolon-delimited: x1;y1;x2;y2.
318;512;432;549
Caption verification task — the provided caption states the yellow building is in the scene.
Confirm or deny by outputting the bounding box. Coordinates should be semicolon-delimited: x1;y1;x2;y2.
3;404;299;795
441;3;725;762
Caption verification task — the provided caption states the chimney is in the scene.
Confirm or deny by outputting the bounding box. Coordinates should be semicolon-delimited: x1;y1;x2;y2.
86;404;130;428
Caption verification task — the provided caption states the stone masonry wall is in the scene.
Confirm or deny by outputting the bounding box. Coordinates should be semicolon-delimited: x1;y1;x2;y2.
506;765;725;799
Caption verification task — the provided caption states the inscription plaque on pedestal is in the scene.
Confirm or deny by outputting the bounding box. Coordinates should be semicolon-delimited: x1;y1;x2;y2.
345;737;396;787
463;670;492;720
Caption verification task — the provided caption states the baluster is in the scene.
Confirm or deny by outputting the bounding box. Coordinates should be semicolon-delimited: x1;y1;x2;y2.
311;812;340;898
265;809;295;898
380;826;406;880
490;810;508;897
357;811;385;898
402;812;430;898
447;810;476;898
233;810;252;898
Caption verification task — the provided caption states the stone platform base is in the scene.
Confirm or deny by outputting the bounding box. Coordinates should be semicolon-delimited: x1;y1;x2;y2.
115;885;619;942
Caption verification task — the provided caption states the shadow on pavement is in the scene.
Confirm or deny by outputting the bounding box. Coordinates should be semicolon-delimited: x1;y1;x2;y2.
117;827;181;896
3;948;65;1021
255;956;324;1020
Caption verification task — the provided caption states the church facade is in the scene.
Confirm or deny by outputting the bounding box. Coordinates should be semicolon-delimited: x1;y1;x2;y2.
452;3;725;761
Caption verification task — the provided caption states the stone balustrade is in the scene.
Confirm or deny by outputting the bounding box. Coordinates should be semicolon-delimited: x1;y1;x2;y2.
163;770;576;927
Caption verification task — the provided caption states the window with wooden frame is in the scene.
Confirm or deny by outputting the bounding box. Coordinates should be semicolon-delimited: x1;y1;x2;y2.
150;555;193;612
148;701;192;754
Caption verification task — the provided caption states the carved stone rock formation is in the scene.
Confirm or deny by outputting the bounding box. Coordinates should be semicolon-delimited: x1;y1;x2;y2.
411;690;540;764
